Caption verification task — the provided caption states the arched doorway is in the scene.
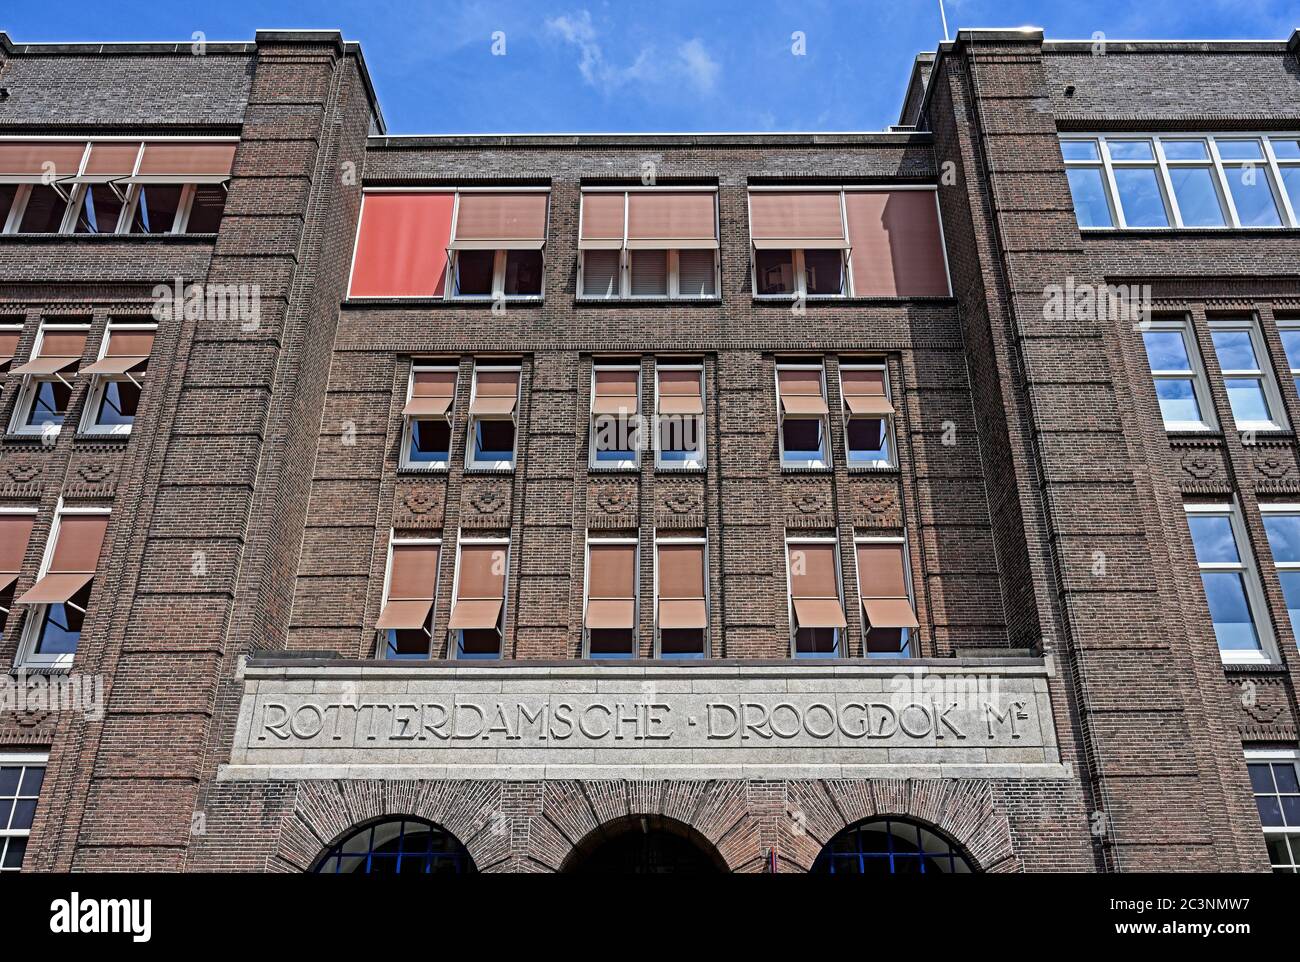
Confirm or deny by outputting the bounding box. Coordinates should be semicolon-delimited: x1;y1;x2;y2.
312;816;476;874
564;815;728;874
812;817;974;874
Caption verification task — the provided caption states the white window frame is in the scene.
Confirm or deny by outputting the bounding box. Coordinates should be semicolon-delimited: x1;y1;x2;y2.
840;361;896;469
1184;502;1277;665
576;187;721;302
653;362;706;471
376;532;440;660
399;363;457;472
589;362;641;471
653;532;710;659
447;534;509;660
1061;133;1300;230
747;185;854;300
582;534;639;658
775;361;830;469
8;322;89;438
1259;503;1300;639
15;501;110;671
77;322;155;437
465;363;520;472
0;751;48;873
1141;317;1217;433
1244;746;1300;871
1275;317;1300;397
852;534;915;657
1208;316;1288;433
784;533;844;659
444;187;549;302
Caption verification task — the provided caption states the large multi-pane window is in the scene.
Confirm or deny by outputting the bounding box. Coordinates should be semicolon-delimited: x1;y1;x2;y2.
1277;318;1300;396
1184;503;1274;663
1246;750;1300;873
1261;506;1300;636
0;755;45;872
313;818;475;874
1062;134;1300;230
1208;317;1287;432
1140;320;1215;431
811;818;973;874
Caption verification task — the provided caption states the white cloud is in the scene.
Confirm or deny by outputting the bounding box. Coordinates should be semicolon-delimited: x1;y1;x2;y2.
546;9;721;95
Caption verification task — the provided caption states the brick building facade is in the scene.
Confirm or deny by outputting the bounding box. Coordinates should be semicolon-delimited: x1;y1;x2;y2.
0;27;1297;873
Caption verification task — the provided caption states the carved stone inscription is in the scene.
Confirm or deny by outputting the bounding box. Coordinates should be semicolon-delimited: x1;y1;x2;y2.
226;663;1065;779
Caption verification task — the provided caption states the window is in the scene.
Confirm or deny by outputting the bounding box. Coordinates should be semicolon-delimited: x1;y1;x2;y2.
1261;506;1300;638
776;362;830;468
841;363;895;466
448;538;508;659
0;141;233;236
15;506;110;669
1246;750;1300;873
654;364;705;469
655;536;708;657
466;364;519;470
447;191;548;299
0;755;46;873
313;818;475;874
1185;503;1274;663
400;365;456;470
1278;319;1300;396
749;187;952;298
376;536;440;659
786;536;848;657
812;818;973;874
577;189;719;300
1209;318;1286;432
1060;134;1300;230
78;324;154;435
854;537;919;657
590;363;640;470
584;537;638;657
8;324;89;437
0;510;37;644
1140;320;1216;432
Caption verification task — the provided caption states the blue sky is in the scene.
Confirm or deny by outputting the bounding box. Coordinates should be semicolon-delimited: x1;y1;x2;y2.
3;1;1297;132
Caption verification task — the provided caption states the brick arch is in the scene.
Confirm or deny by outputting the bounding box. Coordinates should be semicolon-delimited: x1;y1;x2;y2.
560;813;731;873
781;779;1020;873
538;780;765;873
272;779;512;873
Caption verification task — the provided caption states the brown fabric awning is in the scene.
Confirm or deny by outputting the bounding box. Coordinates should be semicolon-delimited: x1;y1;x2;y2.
82;142;142;178
376;542;440;629
11;329;87;376
136;142;236;177
81;329;154;376
844;190;950;297
451;192;548;248
448;598;503;630
793;597;848;629
657;540;707;629
657;369;704;415
842;368;894;416
592;368;639;416
0;141;87;179
777;368;829;416
0;514;36;590
0;329;22;369
856;541;919;629
626;192;718;249
749;191;848;249
17;513;108;606
403;368;457;418
586;542;636;629
579;192;626;249
469;369;519;416
788;541;840;599
862;597;920;629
